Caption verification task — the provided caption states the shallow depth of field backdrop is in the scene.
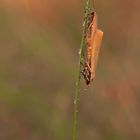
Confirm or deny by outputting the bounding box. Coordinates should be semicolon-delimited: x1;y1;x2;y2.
0;0;140;140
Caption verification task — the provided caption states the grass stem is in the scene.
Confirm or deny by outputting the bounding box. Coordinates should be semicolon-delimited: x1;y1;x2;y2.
72;0;90;140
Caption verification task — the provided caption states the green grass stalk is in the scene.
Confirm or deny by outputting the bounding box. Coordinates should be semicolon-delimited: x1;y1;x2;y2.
72;0;90;140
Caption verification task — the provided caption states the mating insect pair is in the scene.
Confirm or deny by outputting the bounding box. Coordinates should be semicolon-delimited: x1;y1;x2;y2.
81;11;103;85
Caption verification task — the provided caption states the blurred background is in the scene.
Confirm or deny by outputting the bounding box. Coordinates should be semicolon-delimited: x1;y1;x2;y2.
0;0;140;140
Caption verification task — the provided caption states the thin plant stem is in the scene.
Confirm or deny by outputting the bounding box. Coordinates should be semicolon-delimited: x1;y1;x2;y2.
72;0;90;140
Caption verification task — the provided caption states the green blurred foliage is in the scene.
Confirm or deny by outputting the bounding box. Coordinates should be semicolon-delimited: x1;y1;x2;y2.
0;0;140;140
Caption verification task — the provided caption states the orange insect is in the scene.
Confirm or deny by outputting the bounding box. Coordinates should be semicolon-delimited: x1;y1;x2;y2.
82;11;103;85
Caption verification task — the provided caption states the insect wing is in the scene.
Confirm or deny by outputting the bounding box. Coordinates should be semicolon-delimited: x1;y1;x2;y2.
90;29;103;81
